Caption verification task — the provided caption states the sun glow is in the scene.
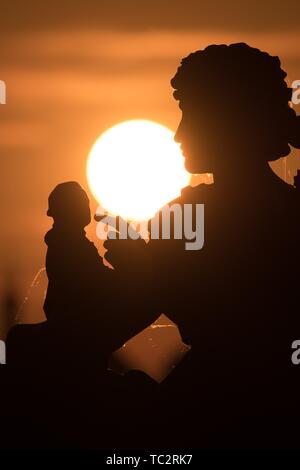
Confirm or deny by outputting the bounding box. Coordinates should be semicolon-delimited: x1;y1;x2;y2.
87;120;190;220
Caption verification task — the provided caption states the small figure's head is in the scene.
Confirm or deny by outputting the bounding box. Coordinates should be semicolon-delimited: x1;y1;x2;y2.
47;181;91;229
171;43;300;174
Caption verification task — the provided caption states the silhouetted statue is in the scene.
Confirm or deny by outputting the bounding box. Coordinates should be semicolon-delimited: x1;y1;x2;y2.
5;181;158;448
105;43;300;448
43;182;113;372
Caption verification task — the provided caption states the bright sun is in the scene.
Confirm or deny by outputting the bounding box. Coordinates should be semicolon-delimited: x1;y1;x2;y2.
87;119;190;221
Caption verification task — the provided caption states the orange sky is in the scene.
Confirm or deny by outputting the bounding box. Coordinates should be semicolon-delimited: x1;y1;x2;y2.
1;1;300;332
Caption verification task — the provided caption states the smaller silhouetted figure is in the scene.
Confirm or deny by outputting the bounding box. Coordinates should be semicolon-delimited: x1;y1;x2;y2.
43;182;113;372
44;183;158;370
7;183;112;375
4;182;115;447
44;182;160;448
5;182;158;449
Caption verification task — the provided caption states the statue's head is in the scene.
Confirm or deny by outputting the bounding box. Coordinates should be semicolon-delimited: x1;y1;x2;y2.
171;43;300;174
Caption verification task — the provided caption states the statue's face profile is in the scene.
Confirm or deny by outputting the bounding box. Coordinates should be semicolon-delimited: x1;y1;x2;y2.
174;99;221;174
174;96;288;173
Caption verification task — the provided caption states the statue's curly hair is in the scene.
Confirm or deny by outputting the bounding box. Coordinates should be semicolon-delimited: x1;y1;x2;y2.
171;43;300;159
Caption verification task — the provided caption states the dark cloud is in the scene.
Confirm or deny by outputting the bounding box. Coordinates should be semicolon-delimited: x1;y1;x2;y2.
0;0;299;32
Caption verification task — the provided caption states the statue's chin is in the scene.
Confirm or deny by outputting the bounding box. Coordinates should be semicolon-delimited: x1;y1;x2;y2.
184;154;208;174
185;161;210;175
